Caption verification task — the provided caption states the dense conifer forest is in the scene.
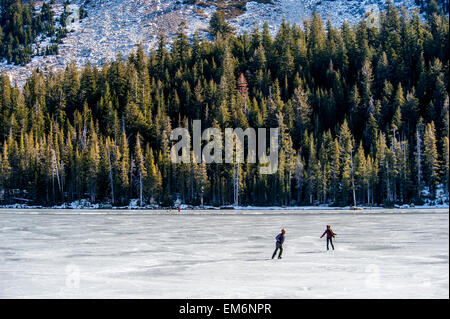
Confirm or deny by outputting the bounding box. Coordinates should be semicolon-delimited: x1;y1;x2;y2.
0;0;75;65
0;2;448;207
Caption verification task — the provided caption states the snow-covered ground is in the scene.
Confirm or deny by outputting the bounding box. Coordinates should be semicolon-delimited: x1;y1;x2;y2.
231;0;416;33
0;208;447;298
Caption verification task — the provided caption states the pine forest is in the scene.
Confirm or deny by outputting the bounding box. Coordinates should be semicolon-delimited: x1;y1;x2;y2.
0;2;449;208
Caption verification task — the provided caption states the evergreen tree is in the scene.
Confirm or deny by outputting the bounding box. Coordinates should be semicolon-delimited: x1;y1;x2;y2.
135;133;147;206
423;121;439;197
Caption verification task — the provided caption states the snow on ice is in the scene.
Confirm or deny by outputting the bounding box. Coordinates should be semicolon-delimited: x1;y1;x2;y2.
0;208;447;298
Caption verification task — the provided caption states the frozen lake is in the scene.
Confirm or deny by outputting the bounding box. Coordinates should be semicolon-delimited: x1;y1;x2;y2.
0;209;448;298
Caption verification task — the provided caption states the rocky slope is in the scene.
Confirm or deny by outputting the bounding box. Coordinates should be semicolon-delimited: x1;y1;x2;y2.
1;0;418;86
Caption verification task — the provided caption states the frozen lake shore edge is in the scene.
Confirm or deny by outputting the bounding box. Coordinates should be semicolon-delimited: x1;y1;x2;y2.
0;206;448;215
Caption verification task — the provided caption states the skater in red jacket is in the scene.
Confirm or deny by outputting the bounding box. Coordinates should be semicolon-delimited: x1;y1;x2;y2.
320;225;337;250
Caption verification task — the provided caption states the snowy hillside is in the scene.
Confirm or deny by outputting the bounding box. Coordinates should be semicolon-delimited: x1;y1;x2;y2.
1;0;418;86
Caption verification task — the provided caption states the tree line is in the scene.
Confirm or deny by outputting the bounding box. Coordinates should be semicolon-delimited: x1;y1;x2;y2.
0;2;448;207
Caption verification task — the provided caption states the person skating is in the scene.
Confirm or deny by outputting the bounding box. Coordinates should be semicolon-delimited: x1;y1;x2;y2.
271;228;286;259
320;225;337;250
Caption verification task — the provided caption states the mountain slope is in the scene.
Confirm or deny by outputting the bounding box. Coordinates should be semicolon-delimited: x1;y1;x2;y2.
1;0;418;86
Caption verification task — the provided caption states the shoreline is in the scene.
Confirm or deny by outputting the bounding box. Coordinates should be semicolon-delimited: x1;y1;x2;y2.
0;204;448;212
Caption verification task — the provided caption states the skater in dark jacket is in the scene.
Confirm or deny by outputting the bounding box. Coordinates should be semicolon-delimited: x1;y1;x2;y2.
272;228;286;259
320;225;337;250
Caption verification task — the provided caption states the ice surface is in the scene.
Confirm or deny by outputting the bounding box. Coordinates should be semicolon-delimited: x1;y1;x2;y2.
0;209;448;298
